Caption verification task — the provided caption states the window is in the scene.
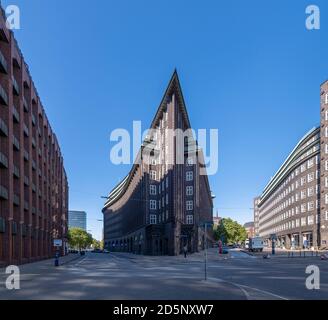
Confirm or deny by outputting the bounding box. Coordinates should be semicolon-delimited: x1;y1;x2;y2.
150;200;157;210
186;171;193;181
151;158;157;165
158;214;161;223
159;184;161;194
325;194;328;205
150;214;157;224
301;164;306;173
166;210;169;220
296;219;300;227
186;186;193;196
166;176;169;189
308;215;314;225
301;190;306;199
301;217;307;226
326;160;328;171
150;185;157;195
326;127;328;138
307;187;314;197
301;204;306;213
301;177;306;186
307;172;314;183
159;200;161;209
325;211;328;221
308;158;314;168
308;201;314;211
326;110;328;121
326;144;328;155
150;170;156;180
166;193;168;205
186;201;193;210
186;215;193;224
187;157;194;166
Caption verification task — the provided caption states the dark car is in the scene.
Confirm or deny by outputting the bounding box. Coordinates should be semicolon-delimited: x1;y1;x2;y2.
91;249;102;253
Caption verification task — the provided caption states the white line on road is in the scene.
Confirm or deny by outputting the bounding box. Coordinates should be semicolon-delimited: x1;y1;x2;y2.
208;277;288;300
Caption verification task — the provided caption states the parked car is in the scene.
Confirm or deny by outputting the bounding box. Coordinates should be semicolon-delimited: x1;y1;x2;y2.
91;249;103;253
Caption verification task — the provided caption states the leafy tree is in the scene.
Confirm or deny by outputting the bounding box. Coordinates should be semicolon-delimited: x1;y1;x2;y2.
214;218;247;245
92;239;101;249
68;228;93;250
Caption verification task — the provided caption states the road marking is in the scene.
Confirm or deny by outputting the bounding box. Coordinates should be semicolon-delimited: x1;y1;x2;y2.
208;277;288;300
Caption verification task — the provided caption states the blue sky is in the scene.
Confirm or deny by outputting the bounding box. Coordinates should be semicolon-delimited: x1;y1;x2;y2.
3;0;328;240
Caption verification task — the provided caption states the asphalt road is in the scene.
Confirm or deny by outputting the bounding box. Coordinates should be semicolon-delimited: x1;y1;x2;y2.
0;249;327;300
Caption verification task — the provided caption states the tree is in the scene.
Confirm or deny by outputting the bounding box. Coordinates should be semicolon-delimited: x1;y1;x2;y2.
92;239;101;249
214;218;247;245
68;228;93;250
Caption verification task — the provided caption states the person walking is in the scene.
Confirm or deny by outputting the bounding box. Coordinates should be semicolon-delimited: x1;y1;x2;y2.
183;245;188;258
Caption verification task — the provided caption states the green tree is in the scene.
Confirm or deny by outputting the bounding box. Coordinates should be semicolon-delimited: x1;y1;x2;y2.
68;228;93;250
214;218;247;245
92;239;101;249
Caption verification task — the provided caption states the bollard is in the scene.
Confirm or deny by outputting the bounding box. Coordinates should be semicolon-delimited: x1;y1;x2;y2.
54;251;59;267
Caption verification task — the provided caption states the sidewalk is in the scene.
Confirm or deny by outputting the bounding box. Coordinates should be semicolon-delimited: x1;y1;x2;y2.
0;253;82;274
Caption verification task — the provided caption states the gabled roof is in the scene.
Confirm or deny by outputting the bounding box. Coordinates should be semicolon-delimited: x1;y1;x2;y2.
150;69;191;130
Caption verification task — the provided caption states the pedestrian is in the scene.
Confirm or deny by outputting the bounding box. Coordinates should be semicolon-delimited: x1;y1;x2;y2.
183;245;188;258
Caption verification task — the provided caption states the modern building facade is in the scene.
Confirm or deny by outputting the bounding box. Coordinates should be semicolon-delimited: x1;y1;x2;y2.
255;80;328;249
68;210;87;231
0;8;68;266
102;71;213;256
253;197;260;236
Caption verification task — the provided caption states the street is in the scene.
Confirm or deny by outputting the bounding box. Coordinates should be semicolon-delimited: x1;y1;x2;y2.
0;249;327;300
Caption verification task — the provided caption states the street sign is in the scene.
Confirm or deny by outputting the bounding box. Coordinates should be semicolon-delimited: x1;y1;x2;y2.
53;239;63;247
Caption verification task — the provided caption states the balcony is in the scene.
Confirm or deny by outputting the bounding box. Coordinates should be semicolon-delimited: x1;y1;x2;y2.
11;221;17;235
13;194;20;206
12;135;20;150
23;123;29;137
0;117;8;136
12;76;19;96
31;114;36;126
24;175;29;186
13;165;20;178
0;151;8;168
23;150;29;162
23;97;29;112
0;185;8;200
0;83;8;105
21;224;27;237
0;217;5;233
12;105;20;123
0;49;8;74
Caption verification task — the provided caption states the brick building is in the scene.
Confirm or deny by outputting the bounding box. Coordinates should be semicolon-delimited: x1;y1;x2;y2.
0;7;68;266
255;81;328;249
102;71;213;255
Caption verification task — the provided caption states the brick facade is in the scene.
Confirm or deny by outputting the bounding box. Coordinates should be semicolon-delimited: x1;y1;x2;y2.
0;8;68;266
102;71;213;255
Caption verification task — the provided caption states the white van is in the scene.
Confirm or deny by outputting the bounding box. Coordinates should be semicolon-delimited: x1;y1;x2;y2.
248;237;264;252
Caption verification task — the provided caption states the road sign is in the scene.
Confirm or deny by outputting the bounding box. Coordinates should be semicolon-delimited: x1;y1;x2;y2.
53;239;63;247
